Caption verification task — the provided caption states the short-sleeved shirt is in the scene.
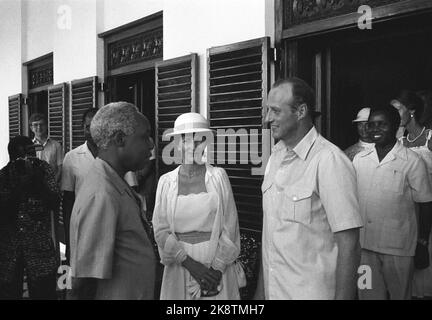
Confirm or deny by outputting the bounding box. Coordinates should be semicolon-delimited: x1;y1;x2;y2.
33;137;63;181
69;158;156;299
61;142;137;194
353;141;432;257
344;140;375;161
262;127;363;300
61;142;95;194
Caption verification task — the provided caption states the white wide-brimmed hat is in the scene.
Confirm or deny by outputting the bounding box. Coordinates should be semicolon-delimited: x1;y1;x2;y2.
165;112;213;137
352;107;371;122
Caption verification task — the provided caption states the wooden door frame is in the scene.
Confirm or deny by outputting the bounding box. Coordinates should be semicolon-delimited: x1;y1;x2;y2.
99;11;163;142
99;11;163;79
276;0;432;139
278;0;432;40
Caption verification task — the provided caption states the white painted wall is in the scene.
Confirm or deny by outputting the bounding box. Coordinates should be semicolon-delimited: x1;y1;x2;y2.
101;0;163;32
0;0;274;167
163;0;267;116
22;0;55;62
0;0;23;167
54;0;98;83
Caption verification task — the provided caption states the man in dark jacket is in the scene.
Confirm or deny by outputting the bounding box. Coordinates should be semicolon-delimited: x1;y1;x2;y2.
0;136;61;299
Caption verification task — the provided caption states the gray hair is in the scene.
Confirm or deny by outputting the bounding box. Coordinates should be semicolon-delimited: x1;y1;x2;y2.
90;102;143;150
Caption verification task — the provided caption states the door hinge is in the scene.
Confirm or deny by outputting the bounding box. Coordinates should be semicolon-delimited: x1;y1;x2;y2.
99;82;105;92
272;47;279;62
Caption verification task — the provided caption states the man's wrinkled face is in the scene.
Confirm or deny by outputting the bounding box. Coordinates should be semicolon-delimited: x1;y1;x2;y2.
30;120;47;138
121;116;153;171
265;84;300;142
83;115;94;142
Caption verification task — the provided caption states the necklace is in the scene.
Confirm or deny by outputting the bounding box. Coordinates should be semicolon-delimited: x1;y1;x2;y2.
406;126;425;143
180;165;204;179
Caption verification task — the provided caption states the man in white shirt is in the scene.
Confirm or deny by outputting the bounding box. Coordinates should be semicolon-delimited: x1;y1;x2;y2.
353;105;432;299
254;78;363;300
345;107;375;161
30;113;63;184
61;108;98;263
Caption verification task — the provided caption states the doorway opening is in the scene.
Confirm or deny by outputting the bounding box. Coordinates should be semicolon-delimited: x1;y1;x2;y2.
28;90;48;116
290;11;432;150
332;15;432;149
109;69;156;139
24;53;53;139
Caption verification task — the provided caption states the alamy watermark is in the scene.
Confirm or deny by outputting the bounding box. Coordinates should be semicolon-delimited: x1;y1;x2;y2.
57;5;72;30
57;264;373;290
161;128;271;176
358;5;373;30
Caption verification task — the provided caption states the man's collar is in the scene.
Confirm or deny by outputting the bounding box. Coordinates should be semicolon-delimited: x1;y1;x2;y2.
78;141;93;156
33;136;50;147
272;127;318;161
360;140;408;162
388;141;408;161
94;158;131;196
358;140;374;148
293;127;318;161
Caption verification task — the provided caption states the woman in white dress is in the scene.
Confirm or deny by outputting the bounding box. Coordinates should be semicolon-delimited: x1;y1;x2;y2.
152;112;242;300
392;90;432;298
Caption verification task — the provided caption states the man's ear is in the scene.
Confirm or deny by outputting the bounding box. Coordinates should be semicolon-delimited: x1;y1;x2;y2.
112;130;126;147
297;103;308;120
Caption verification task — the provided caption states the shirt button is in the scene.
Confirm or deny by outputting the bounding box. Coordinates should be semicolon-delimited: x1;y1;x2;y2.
19;228;24;231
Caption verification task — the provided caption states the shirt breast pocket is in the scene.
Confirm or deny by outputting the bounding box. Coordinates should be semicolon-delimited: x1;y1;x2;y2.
282;187;313;225
381;169;404;194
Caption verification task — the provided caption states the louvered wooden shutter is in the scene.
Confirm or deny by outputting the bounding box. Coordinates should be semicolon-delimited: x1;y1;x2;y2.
207;37;270;231
48;83;67;153
70;76;98;150
155;54;198;177
8;94;23;139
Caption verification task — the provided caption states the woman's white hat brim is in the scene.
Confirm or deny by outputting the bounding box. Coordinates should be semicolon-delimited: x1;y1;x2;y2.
164;127;214;137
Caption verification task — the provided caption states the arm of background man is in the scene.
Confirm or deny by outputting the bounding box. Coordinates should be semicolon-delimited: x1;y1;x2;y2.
55;142;64;184
62;191;75;263
62;191;75;227
253;247;265;300
60;152;75;261
334;228;361;300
